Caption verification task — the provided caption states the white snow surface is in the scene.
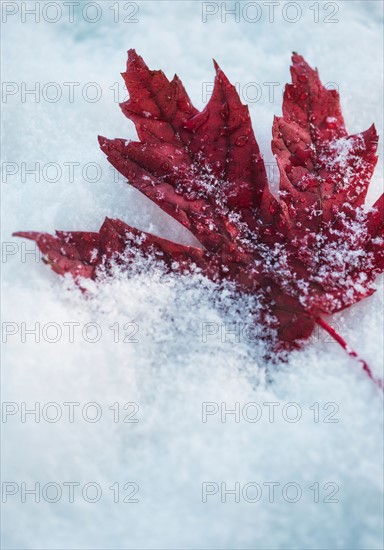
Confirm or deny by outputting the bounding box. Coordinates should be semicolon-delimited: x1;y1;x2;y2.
1;1;383;549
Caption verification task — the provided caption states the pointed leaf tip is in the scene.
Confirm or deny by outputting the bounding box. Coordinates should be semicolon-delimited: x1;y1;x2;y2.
127;48;138;58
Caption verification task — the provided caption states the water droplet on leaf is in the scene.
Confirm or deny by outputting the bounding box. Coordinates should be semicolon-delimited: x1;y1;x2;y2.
269;201;279;215
235;135;249;147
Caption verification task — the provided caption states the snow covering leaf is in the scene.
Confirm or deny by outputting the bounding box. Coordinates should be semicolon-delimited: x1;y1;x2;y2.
15;50;383;381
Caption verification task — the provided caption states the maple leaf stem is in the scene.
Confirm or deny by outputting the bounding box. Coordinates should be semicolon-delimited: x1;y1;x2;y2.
315;317;383;390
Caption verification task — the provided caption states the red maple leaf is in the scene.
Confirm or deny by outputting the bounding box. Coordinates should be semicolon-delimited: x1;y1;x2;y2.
15;51;383;385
